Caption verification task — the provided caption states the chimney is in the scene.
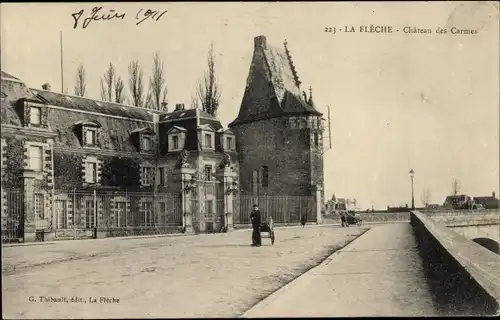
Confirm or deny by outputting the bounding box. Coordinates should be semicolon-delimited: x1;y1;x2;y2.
175;103;185;111
42;83;51;91
160;102;168;110
254;35;267;50
493;191;496;198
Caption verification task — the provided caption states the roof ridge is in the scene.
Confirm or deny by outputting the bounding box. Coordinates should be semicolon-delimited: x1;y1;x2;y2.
31;88;164;114
283;39;302;89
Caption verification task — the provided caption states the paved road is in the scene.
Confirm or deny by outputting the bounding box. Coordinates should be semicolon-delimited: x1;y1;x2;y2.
2;225;367;319
243;223;438;317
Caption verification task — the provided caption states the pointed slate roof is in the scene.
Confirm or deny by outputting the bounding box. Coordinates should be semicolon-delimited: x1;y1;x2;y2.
230;36;321;126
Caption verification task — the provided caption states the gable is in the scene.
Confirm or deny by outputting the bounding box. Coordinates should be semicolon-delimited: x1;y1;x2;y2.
167;126;188;134
198;124;215;132
131;127;155;135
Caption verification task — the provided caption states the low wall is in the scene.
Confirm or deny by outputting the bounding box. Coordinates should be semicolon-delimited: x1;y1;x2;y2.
421;209;500;227
410;210;500;316
324;211;410;222
36;226;184;241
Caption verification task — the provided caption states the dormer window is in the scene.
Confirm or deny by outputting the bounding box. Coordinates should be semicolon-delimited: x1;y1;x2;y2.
218;128;235;151
198;124;215;151
131;127;155;153
172;135;179;149
167;126;187;152
204;133;212;148
23;101;48;128
85;128;97;145
226;137;233;150
75;120;102;148
142;136;152;151
30;107;41;125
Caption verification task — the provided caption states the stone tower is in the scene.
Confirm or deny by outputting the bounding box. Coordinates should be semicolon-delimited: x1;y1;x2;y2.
229;35;324;199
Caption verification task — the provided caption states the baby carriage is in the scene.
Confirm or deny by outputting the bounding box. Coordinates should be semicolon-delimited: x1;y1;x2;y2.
259;216;276;245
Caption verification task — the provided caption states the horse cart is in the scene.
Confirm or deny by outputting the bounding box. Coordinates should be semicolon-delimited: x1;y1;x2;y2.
260;216;275;245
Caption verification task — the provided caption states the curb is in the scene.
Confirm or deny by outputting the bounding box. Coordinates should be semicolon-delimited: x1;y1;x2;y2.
239;227;372;318
2;221;398;248
2;232;194;248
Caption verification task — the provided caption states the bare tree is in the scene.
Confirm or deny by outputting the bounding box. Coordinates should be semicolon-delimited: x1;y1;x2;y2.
100;63;116;102
148;52;168;110
114;76;125;103
421;189;432;207
190;93;199;109
452;179;461;196
128;60;145;107
74;63;86;97
196;42;222;116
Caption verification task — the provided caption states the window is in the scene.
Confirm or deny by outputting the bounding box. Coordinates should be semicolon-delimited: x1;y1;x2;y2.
262;166;269;187
204;165;212;181
141;136;152;151
172;135;179;150
55;200;67;229
159;167;165;186
142;167;153;186
85;129;97;146
30;107;41;125
85;162;98;183
314;133;319;148
205;200;214;214
226;137;233;150
159;202;167;224
115;202;126;227
85;199;95;229
142;202;153;226
204;133;212;148
34;194;44;220
29;146;43;171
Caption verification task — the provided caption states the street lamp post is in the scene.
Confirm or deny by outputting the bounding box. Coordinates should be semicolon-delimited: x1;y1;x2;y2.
409;169;415;210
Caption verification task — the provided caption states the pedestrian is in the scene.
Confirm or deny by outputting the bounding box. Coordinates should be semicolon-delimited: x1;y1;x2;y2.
340;212;346;227
300;213;307;227
250;204;262;247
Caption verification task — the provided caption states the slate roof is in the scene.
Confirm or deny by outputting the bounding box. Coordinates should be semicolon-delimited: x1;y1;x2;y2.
159;109;225;155
1;73;36;126
230;36;321;126
32;89;157;121
1;71;22;82
161;108;217;122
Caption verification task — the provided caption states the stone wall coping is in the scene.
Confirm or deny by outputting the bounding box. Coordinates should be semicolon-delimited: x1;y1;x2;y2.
421;209;500;216
411;210;500;307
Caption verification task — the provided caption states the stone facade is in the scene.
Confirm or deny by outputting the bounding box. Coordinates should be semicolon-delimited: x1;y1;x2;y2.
1;71;239;241
230;36;325;200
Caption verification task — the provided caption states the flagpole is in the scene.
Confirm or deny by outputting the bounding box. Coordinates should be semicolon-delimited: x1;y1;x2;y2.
60;31;64;93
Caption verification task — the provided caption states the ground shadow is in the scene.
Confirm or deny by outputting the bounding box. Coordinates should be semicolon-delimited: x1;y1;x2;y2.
197;244;271;248
412;223;498;316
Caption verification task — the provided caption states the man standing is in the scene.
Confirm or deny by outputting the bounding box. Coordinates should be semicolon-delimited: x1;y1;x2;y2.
250;204;262;247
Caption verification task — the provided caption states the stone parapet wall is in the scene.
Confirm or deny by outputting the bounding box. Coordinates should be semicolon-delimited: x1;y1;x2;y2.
422;209;500;227
410;210;500;315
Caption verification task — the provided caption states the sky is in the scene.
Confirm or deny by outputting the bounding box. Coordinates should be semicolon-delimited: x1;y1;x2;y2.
1;2;499;209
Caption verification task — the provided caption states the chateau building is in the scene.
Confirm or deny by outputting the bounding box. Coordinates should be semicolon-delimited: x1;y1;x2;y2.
1;71;238;241
229;36;325;201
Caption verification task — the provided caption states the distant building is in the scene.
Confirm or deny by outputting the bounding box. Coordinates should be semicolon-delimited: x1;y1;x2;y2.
473;192;499;209
443;194;472;209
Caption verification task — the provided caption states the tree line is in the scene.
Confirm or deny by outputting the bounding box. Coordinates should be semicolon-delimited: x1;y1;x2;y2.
73;43;221;116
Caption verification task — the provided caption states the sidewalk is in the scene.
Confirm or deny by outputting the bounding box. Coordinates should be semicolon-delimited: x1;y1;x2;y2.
242;223;438;317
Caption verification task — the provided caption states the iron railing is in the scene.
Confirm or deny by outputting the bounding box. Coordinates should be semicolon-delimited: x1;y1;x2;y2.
233;195;316;225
